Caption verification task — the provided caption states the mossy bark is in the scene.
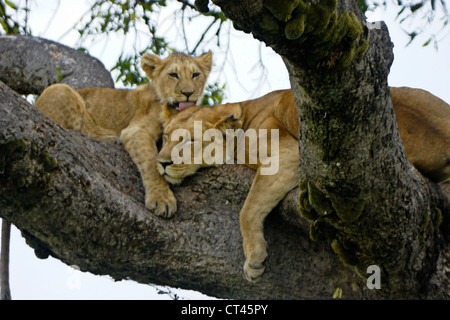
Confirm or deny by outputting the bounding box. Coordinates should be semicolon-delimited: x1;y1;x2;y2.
213;0;450;298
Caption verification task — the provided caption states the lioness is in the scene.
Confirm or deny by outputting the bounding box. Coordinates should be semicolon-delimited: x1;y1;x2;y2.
35;51;213;218
157;87;450;281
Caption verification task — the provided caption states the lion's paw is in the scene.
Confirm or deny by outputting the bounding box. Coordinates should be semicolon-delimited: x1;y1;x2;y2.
243;260;266;282
145;187;177;219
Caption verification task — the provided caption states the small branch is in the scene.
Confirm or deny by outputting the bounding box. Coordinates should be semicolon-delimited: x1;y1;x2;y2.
1;220;11;300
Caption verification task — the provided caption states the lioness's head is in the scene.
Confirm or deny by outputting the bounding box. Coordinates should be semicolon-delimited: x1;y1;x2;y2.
157;105;243;184
141;51;212;111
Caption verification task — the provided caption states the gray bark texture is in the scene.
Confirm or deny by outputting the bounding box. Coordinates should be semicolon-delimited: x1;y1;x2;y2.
0;35;114;95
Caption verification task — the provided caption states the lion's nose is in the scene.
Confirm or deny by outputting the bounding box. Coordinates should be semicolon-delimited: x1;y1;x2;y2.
181;90;194;99
159;160;173;169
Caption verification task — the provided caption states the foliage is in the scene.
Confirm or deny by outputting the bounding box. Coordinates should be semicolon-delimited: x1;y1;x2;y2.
362;0;449;48
0;0;226;105
201;82;227;106
0;0;31;34
1;0;448;99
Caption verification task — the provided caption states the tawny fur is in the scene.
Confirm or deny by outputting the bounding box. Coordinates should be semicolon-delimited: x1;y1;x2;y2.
35;51;213;218
157;87;450;281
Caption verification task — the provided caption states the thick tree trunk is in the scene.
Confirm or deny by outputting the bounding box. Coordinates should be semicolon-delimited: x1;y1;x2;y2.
212;0;450;298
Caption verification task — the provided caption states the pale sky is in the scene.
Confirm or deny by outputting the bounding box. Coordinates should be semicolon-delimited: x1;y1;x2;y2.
2;0;449;299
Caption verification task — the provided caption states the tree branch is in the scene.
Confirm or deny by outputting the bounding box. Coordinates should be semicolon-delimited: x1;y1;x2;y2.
0;80;367;299
0;35;114;95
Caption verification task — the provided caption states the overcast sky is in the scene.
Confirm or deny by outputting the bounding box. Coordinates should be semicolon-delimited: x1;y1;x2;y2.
2;0;450;300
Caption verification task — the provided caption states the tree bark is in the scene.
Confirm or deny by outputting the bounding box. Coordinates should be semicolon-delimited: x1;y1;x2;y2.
1;220;11;300
212;0;450;298
0;35;114;95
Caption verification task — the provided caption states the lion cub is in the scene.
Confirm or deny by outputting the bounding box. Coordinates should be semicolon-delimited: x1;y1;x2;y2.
35;51;213;218
157;87;449;281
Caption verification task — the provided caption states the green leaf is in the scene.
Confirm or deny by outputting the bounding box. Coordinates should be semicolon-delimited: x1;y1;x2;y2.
410;2;424;12
4;0;17;10
0;20;8;33
422;38;432;47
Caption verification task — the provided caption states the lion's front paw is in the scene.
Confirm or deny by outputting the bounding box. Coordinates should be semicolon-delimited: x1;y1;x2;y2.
243;259;266;282
242;243;267;282
145;187;177;219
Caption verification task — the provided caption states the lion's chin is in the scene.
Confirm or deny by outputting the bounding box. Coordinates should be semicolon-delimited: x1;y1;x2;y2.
164;175;184;185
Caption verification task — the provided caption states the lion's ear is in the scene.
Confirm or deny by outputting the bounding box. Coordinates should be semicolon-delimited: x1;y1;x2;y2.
214;114;243;134
141;53;162;79
196;51;213;75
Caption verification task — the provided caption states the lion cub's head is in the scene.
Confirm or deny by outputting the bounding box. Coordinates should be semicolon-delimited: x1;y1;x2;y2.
157;105;243;185
141;51;212;111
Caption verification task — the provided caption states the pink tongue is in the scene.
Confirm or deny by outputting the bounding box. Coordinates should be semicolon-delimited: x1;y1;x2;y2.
178;101;196;111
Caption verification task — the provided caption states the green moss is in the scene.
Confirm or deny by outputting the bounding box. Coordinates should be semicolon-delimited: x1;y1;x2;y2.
298;189;318;221
305;0;337;35
331;239;360;266
331;196;365;223
332;287;342;299
233;21;251;34
354;35;370;58
419;214;431;243
194;0;209;13
285;12;306;40
433;208;443;230
345;12;363;40
253;0;368;70
258;11;281;33
299;178;308;191
40;149;58;172
284;3;308;40
310;218;337;242
354;265;367;279
263;0;301;22
0;139;27;174
308;181;334;215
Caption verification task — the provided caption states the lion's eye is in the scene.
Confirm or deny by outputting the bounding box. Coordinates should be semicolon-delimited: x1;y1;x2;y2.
169;72;179;79
192;72;201;78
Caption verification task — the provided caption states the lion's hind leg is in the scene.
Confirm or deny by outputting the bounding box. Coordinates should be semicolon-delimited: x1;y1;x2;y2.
240;132;299;281
35;84;84;131
35;84;118;142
